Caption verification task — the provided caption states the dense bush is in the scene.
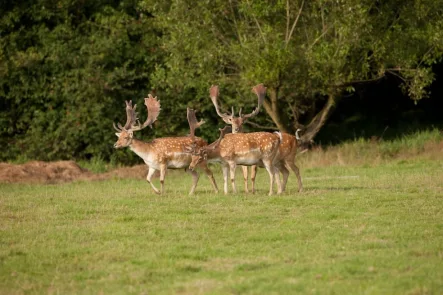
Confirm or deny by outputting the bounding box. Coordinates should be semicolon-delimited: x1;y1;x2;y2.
1;0;442;164
0;0;162;164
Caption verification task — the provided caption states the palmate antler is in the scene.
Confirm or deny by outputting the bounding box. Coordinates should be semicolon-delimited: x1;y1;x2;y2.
133;94;161;131
187;108;205;139
209;84;265;121
113;100;137;131
113;94;161;132
243;83;266;119
184;108;206;154
210;85;232;120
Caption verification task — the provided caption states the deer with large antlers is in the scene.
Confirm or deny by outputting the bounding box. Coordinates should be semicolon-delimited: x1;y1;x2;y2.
226;131;303;193
211;84;303;193
185;111;283;196
210;84;266;193
113;95;218;195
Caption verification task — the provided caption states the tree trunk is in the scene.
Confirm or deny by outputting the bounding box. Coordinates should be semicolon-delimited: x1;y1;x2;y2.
262;89;337;142
300;94;337;142
262;87;291;133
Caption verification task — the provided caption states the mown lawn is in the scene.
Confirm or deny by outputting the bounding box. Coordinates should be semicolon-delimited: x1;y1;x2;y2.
1;159;442;294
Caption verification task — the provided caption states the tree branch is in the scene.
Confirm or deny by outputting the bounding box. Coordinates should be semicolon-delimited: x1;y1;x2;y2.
228;0;243;46
284;95;298;123
262;89;291;133
286;0;305;48
308;26;330;49
338;75;386;87
302;94;337;142
246;0;266;43
245;121;278;130
418;45;435;68
285;0;290;41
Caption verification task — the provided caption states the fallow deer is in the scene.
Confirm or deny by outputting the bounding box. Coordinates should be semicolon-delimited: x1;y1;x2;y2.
210;84;303;193
231;131;303;193
113;95;218;195
185;112;283;196
210;84;265;193
272;131;303;192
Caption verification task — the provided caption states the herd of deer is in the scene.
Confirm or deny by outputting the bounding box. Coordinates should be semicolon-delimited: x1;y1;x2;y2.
113;84;303;196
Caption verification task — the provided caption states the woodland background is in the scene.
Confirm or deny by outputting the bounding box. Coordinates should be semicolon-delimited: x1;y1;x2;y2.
1;0;442;165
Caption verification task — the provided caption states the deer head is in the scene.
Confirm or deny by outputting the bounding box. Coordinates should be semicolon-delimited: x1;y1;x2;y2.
210;84;266;133
113;95;161;148
188;126;232;171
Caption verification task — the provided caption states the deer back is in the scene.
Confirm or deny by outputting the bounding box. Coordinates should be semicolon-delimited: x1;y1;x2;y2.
132;136;207;168
218;132;281;160
148;136;207;156
276;133;298;160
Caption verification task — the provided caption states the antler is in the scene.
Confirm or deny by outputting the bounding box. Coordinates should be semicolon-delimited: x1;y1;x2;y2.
242;83;266;119
113;100;138;131
132;94;161;131
207;125;232;150
187;108;205;138
210;85;232;120
183;108;205;154
114;95;161;132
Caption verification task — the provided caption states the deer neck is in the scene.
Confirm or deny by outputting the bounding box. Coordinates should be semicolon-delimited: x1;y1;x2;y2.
204;144;222;163
128;138;153;158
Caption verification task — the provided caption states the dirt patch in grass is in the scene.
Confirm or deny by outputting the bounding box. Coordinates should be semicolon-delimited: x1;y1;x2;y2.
2;130;441;184
0;161;151;184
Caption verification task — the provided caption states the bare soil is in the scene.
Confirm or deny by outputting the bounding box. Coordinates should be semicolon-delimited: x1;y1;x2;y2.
0;161;151;184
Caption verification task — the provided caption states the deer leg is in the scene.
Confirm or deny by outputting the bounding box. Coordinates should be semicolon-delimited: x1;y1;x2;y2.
287;161;303;192
222;164;229;194
262;160;282;195
146;167;160;195
279;163;290;192
262;160;275;196
241;166;249;193
159;164;167;195
273;165;283;194
185;168;199;195
200;163;219;193
228;161;237;194
251;165;257;194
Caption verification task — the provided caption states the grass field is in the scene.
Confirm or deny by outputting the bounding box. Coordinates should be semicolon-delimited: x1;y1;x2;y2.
1;158;442;294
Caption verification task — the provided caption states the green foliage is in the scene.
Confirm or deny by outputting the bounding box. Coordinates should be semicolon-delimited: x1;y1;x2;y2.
0;0;161;163
1;0;442;161
77;155;109;173
144;0;443;133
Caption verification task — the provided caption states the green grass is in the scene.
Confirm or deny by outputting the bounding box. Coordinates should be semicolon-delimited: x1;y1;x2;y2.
1;158;443;294
300;129;443;167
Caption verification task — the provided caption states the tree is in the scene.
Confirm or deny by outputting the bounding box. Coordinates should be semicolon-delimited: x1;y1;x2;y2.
0;0;161;162
144;0;443;142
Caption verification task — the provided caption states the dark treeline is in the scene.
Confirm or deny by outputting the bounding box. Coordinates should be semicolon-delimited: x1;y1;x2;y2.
318;62;443;144
1;0;442;164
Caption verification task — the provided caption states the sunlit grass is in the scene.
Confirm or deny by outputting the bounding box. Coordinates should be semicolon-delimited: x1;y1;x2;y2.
300;128;443;167
1;158;442;294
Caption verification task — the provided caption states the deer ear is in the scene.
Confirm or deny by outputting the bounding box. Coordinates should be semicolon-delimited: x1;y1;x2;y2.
115;133;121;137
